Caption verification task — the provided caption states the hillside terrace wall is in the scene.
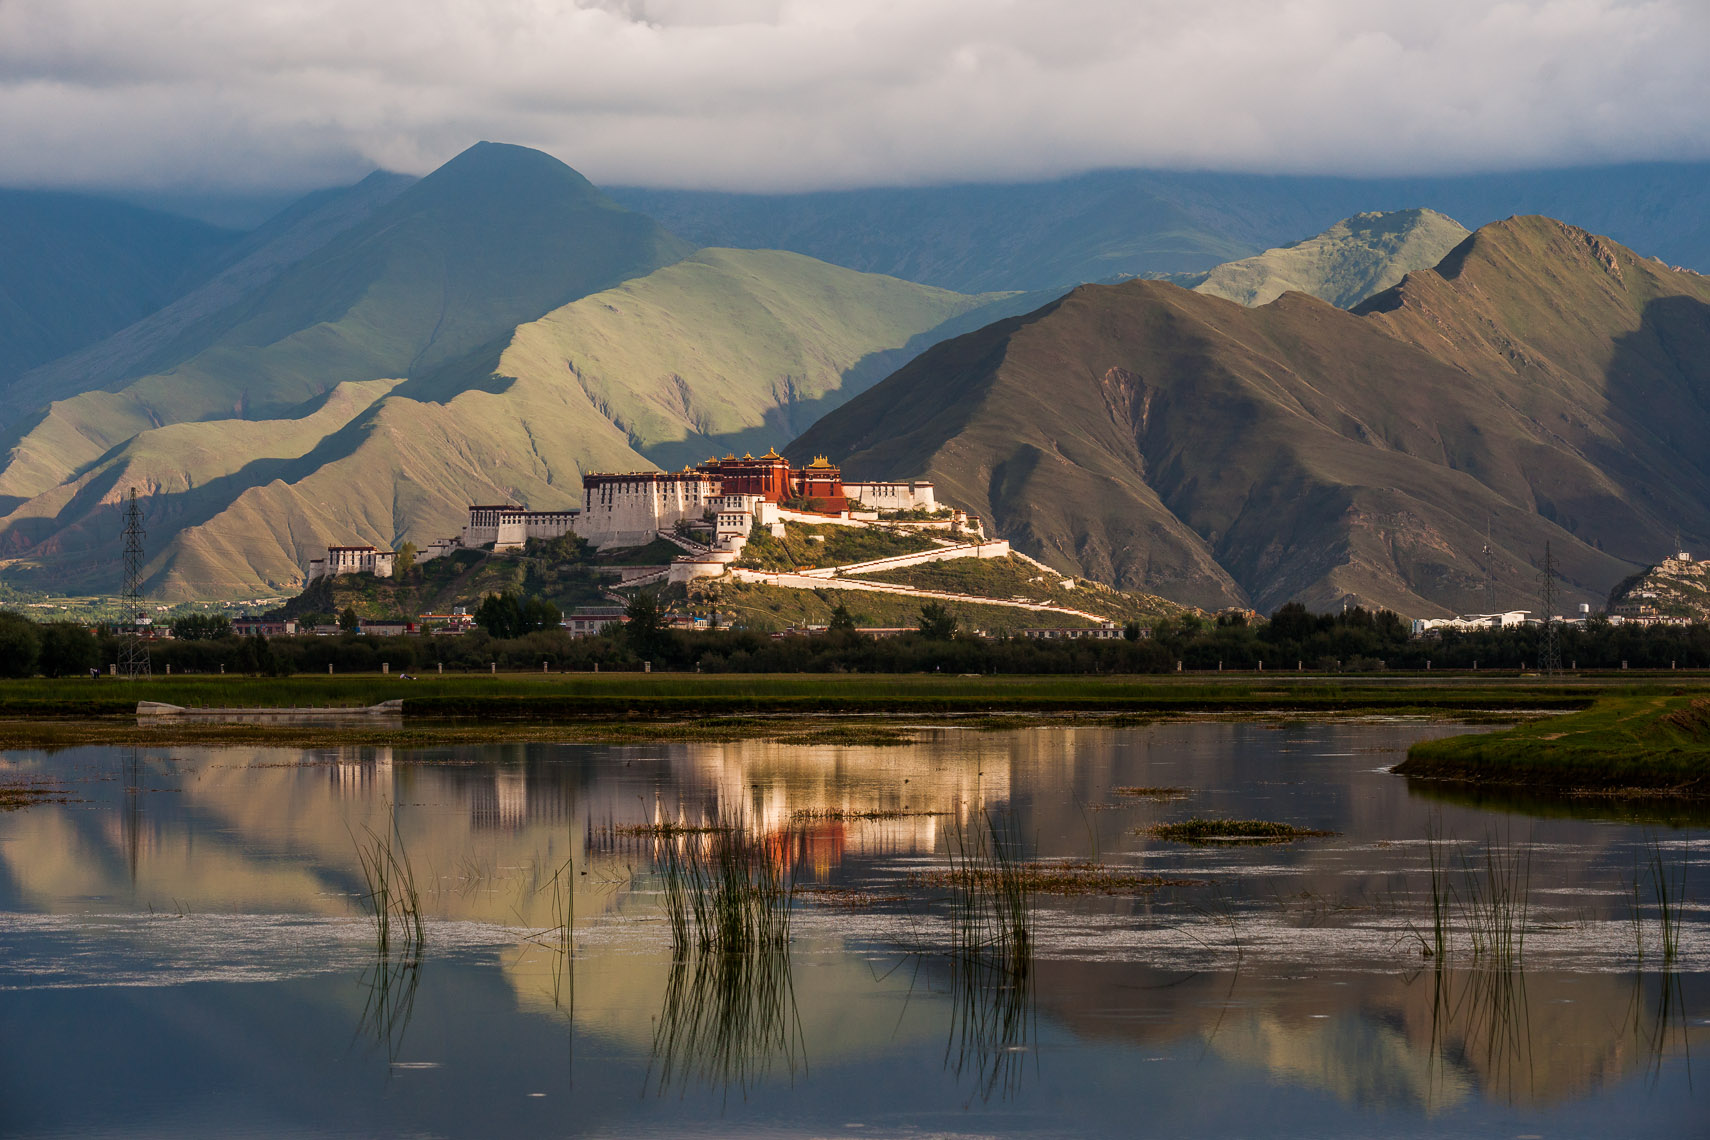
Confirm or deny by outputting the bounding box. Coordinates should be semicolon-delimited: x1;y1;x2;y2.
789;540;1011;579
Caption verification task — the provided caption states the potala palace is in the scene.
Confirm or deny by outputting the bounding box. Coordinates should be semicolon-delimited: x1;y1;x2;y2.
311;450;987;586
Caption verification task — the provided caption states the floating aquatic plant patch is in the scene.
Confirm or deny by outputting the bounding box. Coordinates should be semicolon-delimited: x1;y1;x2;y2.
790;808;951;821
0;780;70;810
909;859;1201;895
1112;786;1189;799
1143;818;1338;844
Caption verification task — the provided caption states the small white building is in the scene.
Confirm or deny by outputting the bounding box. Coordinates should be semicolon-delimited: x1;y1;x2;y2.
307;545;396;581
416;537;464;563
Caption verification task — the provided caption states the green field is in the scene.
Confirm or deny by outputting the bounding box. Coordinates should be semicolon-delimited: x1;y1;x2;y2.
0;671;1639;718
1399;692;1710;793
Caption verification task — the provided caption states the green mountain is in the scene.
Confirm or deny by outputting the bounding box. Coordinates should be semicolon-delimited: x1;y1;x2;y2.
1190;209;1470;309
789;217;1710;616
0;143;691;504
0;245;1012;598
611;162;1710;292
0;190;238;386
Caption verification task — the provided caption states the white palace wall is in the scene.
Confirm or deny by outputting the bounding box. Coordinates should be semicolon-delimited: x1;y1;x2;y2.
843;481;937;512
572;475;717;548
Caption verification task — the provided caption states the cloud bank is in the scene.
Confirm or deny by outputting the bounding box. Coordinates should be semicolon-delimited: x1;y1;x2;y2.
2;0;1707;193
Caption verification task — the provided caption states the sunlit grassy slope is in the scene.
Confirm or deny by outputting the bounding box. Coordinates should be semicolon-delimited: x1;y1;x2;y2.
1192;209;1470;308
496;248;1013;469
0;246;1012;598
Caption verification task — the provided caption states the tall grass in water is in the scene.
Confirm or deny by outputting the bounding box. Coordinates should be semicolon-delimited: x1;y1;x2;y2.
351;803;424;1061
1416;827;1530;969
1459;837;1530;968
941;811;1035;1100
648;824;802;1095
656;826;794;957
1646;838;1687;968
354;804;424;958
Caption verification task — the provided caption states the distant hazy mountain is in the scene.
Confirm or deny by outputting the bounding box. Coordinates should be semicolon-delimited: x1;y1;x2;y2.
0;191;237;386
789;217;1710;616
0;243;1019;597
0;171;416;426
611;162;1710;292
1191;209;1470;309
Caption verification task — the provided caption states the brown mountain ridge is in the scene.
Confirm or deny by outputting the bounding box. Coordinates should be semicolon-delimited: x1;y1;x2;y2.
788;216;1710;616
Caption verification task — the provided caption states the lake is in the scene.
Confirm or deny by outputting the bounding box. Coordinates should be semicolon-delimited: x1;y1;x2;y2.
1;718;1704;1138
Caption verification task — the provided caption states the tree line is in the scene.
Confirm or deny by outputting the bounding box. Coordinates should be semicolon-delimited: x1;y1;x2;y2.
2;599;1708;678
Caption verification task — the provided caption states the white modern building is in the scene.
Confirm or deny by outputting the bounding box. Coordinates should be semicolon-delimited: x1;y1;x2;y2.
1410;611;1532;636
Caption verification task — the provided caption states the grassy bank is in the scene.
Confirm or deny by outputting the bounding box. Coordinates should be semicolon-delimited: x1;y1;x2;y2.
1398;693;1710;794
0;670;1651;727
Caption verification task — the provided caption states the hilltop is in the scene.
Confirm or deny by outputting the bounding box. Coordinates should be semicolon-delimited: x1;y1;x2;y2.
1191;209;1470;309
790;217;1710;616
1606;553;1710;623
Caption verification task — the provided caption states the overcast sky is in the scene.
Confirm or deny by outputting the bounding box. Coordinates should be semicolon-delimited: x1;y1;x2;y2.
2;0;1707;194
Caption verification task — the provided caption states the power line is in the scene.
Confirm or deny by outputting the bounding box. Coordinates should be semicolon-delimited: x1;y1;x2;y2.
118;488;151;680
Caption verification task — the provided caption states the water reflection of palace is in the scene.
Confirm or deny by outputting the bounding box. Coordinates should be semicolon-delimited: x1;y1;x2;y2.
581;737;1013;879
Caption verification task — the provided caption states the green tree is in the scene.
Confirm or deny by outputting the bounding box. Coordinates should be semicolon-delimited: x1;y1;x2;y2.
475;592;561;639
339;606;361;633
393;542;417;578
37;623;98;677
625;591;667;660
917;602;958;641
828;603;857;633
475;592;521;638
1123;620;1143;642
171;613;232;641
0;613;41;678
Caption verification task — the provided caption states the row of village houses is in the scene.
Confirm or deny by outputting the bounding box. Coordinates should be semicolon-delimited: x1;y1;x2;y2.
225;606;1141;641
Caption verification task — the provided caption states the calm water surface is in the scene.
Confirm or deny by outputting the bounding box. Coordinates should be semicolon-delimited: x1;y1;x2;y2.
1;719;1705;1138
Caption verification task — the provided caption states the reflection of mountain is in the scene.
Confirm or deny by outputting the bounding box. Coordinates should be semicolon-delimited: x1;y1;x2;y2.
1033;959;1700;1111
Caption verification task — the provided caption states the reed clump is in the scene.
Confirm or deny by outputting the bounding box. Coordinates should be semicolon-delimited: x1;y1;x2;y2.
354;805;424;958
1145;817;1337;844
1112;786;1189;799
938;812;1035;1100
1642;837;1688;968
657;826;794;958
1415;830;1530;968
648;824;803;1095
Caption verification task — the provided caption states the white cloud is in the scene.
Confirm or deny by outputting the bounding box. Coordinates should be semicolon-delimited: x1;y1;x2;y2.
0;0;1705;192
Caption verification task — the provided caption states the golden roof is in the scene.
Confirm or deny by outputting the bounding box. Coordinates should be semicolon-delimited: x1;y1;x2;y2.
762;447;781;459
742;452;753;460
808;455;835;468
